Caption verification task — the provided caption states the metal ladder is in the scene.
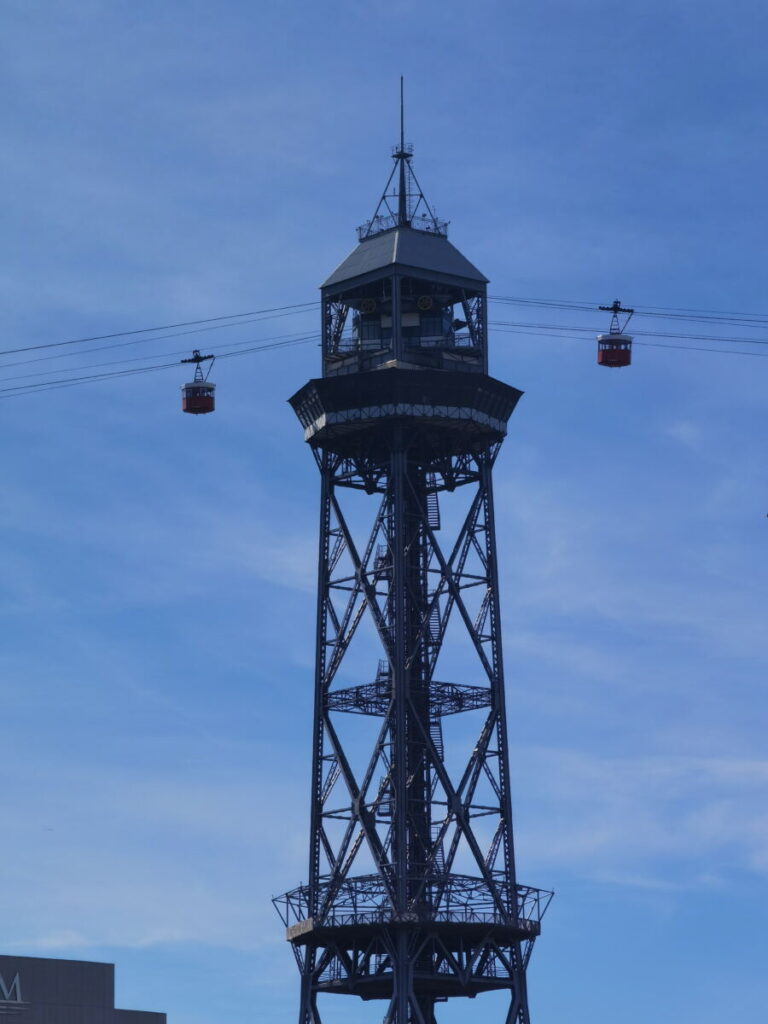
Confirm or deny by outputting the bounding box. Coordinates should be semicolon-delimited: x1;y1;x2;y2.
426;473;440;530
429;718;446;873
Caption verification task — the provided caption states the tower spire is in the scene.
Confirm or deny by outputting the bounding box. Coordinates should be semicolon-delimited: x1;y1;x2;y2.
397;76;407;225
400;75;405;153
358;81;448;240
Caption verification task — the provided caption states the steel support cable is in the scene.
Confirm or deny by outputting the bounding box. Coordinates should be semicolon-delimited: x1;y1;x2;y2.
0;307;322;372
5;302;768;398
491;326;768;358
489;319;768;346
490;296;597;312
11;293;768;364
0;301;320;358
0;335;317;397
490;295;768;326
4;326;766;399
0;360;182;395
0;329;321;384
634;340;768;357
637;310;768;326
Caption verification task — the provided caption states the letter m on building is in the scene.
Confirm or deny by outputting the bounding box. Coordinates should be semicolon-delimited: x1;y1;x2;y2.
0;972;21;1002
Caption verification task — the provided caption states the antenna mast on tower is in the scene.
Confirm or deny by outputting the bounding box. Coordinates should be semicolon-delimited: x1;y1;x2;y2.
358;80;447;241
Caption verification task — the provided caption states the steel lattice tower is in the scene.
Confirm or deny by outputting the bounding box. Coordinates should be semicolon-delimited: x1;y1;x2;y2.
276;109;551;1024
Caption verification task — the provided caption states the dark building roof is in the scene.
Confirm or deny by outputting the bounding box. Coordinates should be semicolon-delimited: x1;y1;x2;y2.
323;226;488;289
0;954;165;1023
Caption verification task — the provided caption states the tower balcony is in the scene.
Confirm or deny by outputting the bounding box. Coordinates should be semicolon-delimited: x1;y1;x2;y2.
275;874;552;948
357;211;449;241
290;367;522;460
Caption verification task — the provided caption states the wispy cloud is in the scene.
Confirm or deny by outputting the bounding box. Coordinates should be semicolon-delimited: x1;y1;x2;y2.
515;748;768;886
1;748;307;953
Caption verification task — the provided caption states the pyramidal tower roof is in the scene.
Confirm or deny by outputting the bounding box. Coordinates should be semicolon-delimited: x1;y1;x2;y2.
323;226;488;289
322;81;488;290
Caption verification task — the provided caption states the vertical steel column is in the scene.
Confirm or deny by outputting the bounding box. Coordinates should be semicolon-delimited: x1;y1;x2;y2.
480;449;518;895
389;440;411;1023
479;449;530;1024
388;440;438;1023
299;451;333;1024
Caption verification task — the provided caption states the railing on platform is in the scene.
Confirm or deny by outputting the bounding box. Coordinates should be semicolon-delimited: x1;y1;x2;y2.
274;873;553;934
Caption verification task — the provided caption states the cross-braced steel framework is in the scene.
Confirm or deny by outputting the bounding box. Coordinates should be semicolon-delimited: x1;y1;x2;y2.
275;438;551;1023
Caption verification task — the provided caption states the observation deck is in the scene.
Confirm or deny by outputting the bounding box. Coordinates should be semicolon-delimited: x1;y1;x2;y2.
276;873;551;945
290;367;522;460
275;874;553;999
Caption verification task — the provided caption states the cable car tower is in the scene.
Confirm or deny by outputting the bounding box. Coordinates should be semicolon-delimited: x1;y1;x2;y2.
275;90;551;1024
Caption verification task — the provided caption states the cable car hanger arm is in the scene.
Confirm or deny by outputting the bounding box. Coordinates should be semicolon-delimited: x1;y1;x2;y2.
180;349;215;382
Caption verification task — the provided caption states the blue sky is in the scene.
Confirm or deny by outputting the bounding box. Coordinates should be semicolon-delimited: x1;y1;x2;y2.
1;2;766;1022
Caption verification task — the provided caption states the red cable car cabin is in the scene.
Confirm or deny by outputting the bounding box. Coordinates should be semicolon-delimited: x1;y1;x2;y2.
181;381;215;414
596;332;632;368
180;349;216;413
